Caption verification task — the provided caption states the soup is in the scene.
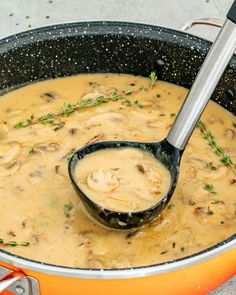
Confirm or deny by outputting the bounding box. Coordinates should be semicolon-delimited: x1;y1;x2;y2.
0;74;235;269
75;147;171;212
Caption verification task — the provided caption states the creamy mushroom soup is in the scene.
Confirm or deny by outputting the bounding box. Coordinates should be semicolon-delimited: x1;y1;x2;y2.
75;147;171;212
0;74;235;269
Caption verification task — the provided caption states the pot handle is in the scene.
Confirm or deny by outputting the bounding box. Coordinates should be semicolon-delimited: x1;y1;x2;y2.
0;271;25;293
0;265;40;295
181;17;224;30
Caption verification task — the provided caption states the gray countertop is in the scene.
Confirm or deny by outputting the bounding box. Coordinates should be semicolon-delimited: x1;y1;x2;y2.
0;0;235;294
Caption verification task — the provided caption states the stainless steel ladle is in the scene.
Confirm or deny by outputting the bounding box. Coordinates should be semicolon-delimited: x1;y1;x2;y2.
68;1;236;230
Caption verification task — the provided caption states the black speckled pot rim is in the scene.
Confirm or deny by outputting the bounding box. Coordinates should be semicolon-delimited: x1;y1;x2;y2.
0;21;235;278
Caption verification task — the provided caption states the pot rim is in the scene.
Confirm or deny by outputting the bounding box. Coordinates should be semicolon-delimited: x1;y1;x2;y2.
0;21;235;279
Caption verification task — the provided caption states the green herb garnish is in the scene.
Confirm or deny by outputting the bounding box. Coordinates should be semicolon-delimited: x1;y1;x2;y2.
14;121;25;129
203;183;216;194
110;92;122;101
208;162;217;171
149;71;157;88
14;95;110;129
0;239;30;247
29;148;36;155
64;202;73;218
66;149;76;161
122;99;132;106
167;203;175;210
170;113;176;117
211;200;224;205
196;121;236;170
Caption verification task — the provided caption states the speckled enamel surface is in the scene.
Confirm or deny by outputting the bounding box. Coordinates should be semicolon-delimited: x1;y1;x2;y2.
0;21;235;114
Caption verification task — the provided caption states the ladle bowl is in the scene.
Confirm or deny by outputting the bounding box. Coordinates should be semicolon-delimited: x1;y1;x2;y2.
68;139;181;230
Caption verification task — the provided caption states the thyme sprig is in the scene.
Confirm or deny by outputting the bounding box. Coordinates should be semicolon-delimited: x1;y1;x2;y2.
64;202;73;218
0;239;30;247
196;121;236;170
149;71;157;88
14;96;110;129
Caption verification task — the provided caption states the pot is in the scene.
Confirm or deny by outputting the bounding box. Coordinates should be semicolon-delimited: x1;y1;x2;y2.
0;21;235;295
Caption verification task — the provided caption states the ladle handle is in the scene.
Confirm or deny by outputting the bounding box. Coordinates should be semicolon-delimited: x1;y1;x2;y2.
167;1;236;150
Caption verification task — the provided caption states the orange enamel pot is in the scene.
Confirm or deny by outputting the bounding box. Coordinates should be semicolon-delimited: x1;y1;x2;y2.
0;22;235;294
0;239;236;295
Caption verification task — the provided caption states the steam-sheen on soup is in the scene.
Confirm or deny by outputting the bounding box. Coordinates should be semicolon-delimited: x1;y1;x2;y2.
0;74;235;269
75;147;171;212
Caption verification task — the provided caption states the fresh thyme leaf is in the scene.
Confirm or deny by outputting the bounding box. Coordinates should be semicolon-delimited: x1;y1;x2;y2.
0;239;30;247
149;71;157;88
62;103;74;116
39;113;54;124
196;120;236;171
29;148;36;155
170;113;176;117
203;183;216;194
211;200;224;204
207;207;214;215
208;162;217;171
233;122;236;128
167;203;175;210
64;202;73;218
21;241;30;246
122;99;132;106
220;155;232;166
180;246;185;252
66;148;76;161
53;121;65;131
110;92;122;101
139;86;146;92
14;121;25;128
27;114;34;124
123;90;132;95
156;93;161;98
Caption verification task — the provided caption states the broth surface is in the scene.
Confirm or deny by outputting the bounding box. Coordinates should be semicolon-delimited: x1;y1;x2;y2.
0;74;235;269
75;147;171;212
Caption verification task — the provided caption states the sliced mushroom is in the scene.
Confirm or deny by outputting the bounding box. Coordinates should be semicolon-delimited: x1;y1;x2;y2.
0;124;9;141
55;165;67;177
33;142;61;153
0;160;21;176
0;142;20;165
28;170;43;183
86;134;105;145
146;120;167;128
6;108;24;116
40;92;58;102
194;204;227;226
224;129;235;140
185;157;208;169
84;112;127;129
136;162;161;184
87;168;119;193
